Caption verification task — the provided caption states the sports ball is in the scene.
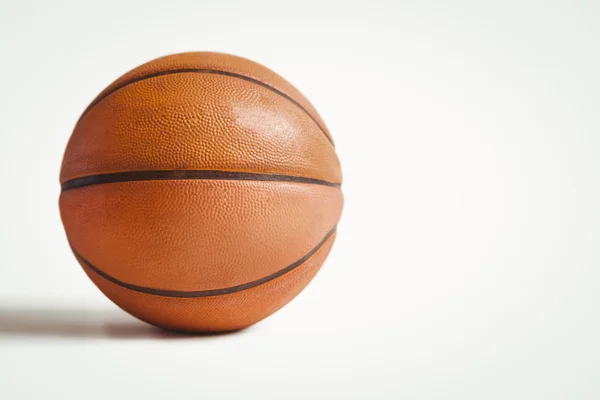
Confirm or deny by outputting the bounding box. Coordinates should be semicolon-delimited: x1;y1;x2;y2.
59;52;343;332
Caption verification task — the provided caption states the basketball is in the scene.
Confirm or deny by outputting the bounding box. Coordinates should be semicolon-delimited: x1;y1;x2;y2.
59;52;343;332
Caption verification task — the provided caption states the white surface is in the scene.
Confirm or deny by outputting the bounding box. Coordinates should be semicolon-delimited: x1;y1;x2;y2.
1;0;599;399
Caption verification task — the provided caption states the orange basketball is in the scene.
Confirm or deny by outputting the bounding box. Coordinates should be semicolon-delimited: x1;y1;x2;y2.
59;52;343;332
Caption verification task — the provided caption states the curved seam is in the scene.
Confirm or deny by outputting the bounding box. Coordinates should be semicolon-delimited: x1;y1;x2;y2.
78;68;334;146
72;227;337;298
61;170;342;192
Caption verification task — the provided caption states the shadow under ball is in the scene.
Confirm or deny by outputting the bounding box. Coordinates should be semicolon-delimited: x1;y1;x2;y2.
59;52;343;332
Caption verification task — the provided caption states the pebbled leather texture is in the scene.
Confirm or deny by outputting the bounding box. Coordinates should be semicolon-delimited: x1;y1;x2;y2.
59;52;343;332
61;180;342;292
87;52;334;144
77;233;336;333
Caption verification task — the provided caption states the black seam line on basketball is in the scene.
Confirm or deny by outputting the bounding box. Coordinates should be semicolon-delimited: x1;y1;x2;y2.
71;226;336;298
78;68;334;146
61;170;342;192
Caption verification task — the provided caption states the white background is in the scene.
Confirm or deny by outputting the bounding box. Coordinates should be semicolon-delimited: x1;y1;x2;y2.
0;0;599;398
